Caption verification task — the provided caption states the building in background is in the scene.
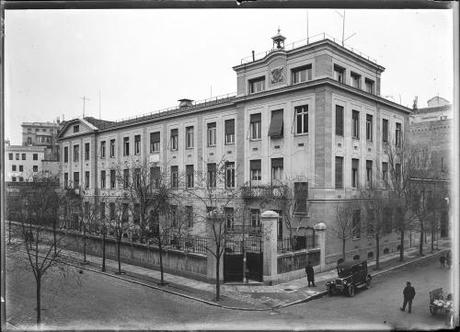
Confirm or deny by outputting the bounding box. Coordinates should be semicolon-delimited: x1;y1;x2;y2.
21;120;61;161
5;142;46;182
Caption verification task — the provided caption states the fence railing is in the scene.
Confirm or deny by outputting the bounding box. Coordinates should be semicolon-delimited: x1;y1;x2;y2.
277;235;318;253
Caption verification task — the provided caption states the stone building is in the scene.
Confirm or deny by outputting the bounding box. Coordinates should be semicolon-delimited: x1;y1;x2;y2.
57;32;412;275
5;142;46;182
21;120;61;161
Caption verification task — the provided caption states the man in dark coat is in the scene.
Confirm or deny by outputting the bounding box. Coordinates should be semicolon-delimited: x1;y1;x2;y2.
400;281;416;313
305;261;315;287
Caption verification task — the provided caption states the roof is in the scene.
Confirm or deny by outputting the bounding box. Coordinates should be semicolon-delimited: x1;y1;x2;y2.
83;117;116;130
413;104;451;115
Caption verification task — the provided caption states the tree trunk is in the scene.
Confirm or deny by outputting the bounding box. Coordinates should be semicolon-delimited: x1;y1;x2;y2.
53;222;57;256
117;236;122;274
36;275;41;326
342;239;346;260
375;234;380;270
83;225;87;263
419;222;424;256
399;230;405;262
159;239;164;285
8;219;11;244
102;232;106;272
215;250;220;301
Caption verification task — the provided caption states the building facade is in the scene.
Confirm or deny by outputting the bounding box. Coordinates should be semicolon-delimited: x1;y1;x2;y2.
5;142;46;182
22;120;61;161
57;33;411;267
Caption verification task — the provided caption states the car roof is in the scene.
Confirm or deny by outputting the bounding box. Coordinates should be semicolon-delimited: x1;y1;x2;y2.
338;260;367;269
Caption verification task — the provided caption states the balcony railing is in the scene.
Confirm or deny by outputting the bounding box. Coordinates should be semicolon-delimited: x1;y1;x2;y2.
241;184;288;200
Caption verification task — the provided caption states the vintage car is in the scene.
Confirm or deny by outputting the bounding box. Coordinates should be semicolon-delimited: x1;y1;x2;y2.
326;260;372;297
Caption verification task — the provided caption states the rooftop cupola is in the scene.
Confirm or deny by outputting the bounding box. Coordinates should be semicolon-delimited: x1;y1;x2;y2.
178;98;194;108
271;28;286;50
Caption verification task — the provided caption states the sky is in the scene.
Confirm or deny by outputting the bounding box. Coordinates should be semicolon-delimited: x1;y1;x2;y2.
4;9;454;144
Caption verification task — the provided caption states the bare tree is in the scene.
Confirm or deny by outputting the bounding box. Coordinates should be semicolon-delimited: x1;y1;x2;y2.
184;159;240;301
331;203;359;261
107;196;132;274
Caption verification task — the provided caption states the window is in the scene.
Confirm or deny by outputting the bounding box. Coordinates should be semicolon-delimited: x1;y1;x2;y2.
110;139;115;157
335;105;344;136
64;147;68;162
171;166;179;188
271;158;283;183
73;125;79;133
123;169;129;189
101;170;106;189
383;207;392;233
73;172;80;188
249;76;265;93
100;202;106;220
367;209;375;236
110;170;116;189
366;115;373;141
15;153;19;160
207;122;216;147
382;162;388;185
150;166;160;189
352;110;360;139
207;163;216;188
185;126;194;149
395;122;402;147
73;145;79;162
352;209;361;239
12;165;16;171
250;209;260;227
351;72;361;89
225;162;235;188
352;159;359;188
19;165;23;172
292;64;312;84
27;137;32;145
170;129;178;151
334;64;345;83
64;173;69;187
133;204;140;224
250;160;261;185
225;119;235;144
21;153;26;160
294;182;308;213
366;160;373;188
84;143;90;160
186;165;194;188
365;78;374;94
122;204;129;223
133;168;140;190
85;171;90;189
335;157;344;189
33;153;38;161
382;119;389;143
150;132;160;153
134;135;141;155
12;177;16;182
123;137;130;156
274;209;283;239
225;207;234;230
109;203;115;221
295;105;308;135
8;153;12;160
268;109;284;138
33;165;38;172
250;113;261;140
186;206;194;228
395;163;401;181
100;141;106;158
170;205;177;227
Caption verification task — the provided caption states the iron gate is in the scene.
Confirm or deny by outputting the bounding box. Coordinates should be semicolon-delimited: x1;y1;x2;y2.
223;237;263;283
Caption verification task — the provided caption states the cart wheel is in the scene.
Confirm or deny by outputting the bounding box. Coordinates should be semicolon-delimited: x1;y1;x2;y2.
347;285;355;297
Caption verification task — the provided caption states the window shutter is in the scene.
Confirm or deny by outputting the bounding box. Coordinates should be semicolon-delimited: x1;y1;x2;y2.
225;119;235;135
250;113;261;123
268;109;284;138
151;132;160;143
271;158;283;168
250;159;261;170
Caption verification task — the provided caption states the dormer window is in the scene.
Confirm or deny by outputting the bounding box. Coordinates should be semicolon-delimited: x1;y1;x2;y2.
73;125;80;133
249;77;265;94
351;72;361;89
334;65;345;83
292;64;312;84
365;78;375;94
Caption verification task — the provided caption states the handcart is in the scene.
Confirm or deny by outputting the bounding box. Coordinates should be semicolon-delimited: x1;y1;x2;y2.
429;288;454;325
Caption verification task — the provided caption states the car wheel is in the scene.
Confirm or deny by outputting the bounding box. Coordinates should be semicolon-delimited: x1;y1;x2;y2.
347;285;355;297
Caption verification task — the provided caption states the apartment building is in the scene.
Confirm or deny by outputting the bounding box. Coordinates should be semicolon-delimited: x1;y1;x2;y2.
57;32;411;264
22;120;61;161
5;142;46;182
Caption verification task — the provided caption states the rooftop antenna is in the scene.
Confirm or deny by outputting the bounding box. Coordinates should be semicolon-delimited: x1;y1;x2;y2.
306;10;310;44
81;96;90;117
335;10;356;46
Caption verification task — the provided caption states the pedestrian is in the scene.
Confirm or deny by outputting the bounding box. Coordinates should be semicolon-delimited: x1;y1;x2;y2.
440;255;446;268
446;254;451;269
400;281;416;313
305;261;316;287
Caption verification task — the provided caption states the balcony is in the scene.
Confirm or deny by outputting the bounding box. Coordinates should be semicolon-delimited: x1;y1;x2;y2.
241;184;288;201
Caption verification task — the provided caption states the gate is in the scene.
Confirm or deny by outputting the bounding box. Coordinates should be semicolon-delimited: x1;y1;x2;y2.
223;236;263;283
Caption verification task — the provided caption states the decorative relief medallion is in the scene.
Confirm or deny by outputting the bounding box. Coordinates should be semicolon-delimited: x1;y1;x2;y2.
271;66;285;84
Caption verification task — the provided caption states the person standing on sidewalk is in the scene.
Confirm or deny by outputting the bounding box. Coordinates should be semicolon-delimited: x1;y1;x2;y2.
305;261;316;287
400;281;416;313
440;255;446;268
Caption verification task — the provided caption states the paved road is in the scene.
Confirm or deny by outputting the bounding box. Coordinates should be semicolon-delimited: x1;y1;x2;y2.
6;251;453;330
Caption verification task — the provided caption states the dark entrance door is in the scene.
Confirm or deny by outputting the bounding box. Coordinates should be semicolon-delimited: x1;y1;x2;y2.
223;251;243;282
246;251;263;282
223;237;263;283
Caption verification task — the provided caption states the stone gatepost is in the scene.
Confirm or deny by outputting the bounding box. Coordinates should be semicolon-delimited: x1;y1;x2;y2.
261;210;279;284
314;222;327;272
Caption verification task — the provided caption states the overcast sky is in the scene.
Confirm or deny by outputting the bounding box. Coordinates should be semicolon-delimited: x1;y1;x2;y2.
5;9;453;144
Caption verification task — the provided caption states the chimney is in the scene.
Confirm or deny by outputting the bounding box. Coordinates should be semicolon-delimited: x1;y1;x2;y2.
412;96;418;110
252;50;255;61
178;99;194;108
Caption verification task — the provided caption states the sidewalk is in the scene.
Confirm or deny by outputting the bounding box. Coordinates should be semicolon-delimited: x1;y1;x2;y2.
55;239;451;310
